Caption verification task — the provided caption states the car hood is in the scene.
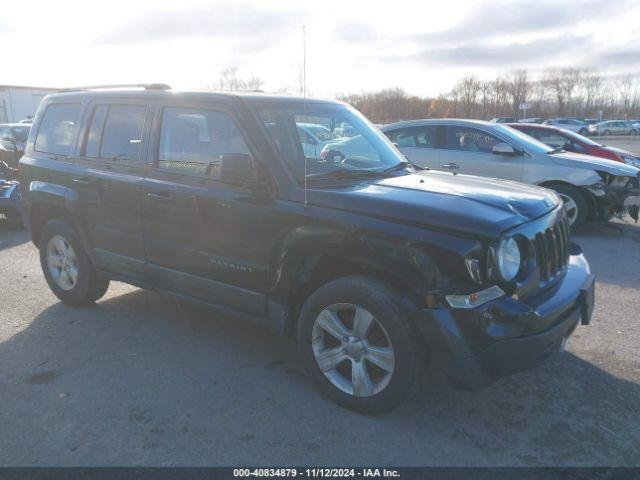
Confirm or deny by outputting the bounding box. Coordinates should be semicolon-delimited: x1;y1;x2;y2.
549;151;640;176
309;170;559;238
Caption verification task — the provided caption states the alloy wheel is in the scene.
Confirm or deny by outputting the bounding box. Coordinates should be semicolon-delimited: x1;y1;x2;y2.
558;193;579;226
46;235;79;291
311;303;395;397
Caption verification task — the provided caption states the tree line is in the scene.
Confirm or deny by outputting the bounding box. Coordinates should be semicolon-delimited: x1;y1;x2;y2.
209;67;640;124
337;69;640;124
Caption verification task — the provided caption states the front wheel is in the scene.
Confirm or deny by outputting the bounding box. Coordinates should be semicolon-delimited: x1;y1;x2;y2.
578;128;588;136
297;275;426;413
602;129;611;136
552;185;588;228
39;219;110;306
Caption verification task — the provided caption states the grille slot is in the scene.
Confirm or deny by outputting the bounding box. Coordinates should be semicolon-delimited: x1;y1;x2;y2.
534;217;570;281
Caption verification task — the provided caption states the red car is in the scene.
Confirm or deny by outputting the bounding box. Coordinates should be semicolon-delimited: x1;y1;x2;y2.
508;123;640;168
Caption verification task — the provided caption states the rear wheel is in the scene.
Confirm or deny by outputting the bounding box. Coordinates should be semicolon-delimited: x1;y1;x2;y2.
39;219;109;305
297;275;425;413
552;185;588;228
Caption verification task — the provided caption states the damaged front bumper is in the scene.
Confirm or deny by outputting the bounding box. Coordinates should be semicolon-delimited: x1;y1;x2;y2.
412;250;594;390
584;174;640;222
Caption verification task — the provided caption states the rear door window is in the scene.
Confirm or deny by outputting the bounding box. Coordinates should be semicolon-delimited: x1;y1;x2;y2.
34;103;81;156
387;126;437;148
99;105;147;163
444;126;503;153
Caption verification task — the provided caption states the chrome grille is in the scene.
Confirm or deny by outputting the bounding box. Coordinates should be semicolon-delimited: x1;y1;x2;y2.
534;216;570;281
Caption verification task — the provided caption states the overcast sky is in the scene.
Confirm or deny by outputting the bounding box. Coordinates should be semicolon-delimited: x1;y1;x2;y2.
3;0;640;97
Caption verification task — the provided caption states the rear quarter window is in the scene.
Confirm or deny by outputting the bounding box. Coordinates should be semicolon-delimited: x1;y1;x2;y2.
34;103;81;156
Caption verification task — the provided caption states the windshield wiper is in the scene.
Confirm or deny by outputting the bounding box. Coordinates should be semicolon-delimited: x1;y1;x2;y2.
382;161;415;175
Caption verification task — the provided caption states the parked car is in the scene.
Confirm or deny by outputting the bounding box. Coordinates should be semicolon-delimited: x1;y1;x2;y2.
319;134;377;163
508;123;640;168
489;117;515;123
0;160;21;222
381;119;640;226
20;87;596;413
0;123;30;168
589;120;639;136
543;118;589;135
296;123;341;159
517;117;543;124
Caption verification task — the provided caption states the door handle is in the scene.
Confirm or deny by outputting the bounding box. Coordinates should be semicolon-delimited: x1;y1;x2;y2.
146;191;174;203
441;163;460;170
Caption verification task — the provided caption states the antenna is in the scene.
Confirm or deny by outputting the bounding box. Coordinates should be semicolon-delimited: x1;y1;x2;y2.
303;25;308;208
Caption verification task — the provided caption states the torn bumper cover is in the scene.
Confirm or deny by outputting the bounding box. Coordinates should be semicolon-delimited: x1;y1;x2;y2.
585;173;640;222
412;251;594;390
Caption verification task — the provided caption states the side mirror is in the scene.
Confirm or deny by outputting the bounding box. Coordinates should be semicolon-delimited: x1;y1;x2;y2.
220;153;258;185
492;142;518;156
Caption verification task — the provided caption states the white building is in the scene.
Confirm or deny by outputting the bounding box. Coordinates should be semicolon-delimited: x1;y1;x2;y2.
0;85;59;123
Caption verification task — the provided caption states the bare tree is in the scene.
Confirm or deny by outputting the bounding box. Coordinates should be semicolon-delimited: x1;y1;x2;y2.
214;67;264;91
452;76;482;117
614;74;635;119
544;68;582;115
507;69;530;117
581;69;603;118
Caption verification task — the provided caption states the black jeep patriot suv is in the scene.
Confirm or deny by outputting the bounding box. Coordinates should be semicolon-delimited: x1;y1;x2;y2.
20;86;595;413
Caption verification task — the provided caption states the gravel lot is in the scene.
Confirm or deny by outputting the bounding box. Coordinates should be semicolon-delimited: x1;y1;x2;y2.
0;217;639;467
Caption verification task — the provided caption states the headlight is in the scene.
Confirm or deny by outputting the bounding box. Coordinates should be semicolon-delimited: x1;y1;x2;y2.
497;237;521;281
621;155;640;168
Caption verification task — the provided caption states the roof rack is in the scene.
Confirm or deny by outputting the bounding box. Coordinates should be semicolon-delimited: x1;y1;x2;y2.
59;83;171;92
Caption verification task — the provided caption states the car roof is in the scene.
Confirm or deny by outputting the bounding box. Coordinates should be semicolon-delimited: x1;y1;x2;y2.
507;123;560;130
43;88;343;109
380;118;497;131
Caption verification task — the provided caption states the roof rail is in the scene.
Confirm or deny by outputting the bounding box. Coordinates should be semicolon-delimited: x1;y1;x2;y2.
59;83;171;92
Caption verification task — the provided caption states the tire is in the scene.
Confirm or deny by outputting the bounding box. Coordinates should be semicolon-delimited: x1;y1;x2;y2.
297;275;426;414
602;130;611;136
578;128;588;136
631;129;638;136
39;218;110;306
551;184;589;228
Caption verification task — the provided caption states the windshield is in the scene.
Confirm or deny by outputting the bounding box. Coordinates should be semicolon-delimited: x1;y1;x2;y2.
257;103;407;182
561;129;601;146
303;124;338;142
496;124;558;154
10;126;30;142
